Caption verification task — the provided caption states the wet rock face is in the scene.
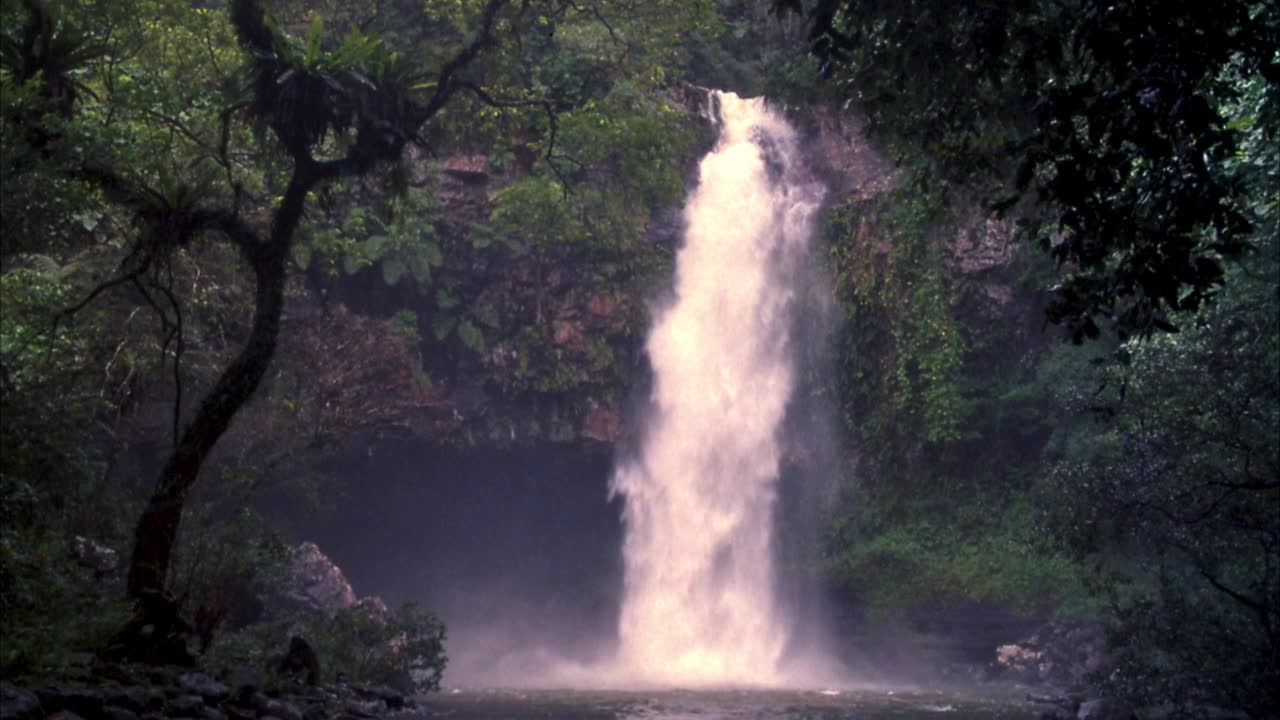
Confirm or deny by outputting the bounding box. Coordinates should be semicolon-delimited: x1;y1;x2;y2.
801;105;895;202
642;206;684;251
282;543;391;618
993;618;1112;689
581;399;621;443
286;542;358;612
282;99;925;454
72;537;119;577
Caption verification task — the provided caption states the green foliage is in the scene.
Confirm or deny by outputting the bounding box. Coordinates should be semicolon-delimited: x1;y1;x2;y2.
455;318;485;354
0;309;134;677
813;26;1276;688
302;188;446;286
785;0;1278;341
231;0;423;158
0;267;83;389
550;82;705;244
170;500;292;646
670;0;828;106
816;181;1095;631
825;190;969;464
1038;235;1279;712
0;525;132;677
490;175;587;248
207;602;447;693
388;309;420;344
827;490;1084;617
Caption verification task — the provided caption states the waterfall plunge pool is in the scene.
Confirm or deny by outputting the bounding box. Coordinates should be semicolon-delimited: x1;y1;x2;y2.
413;686;1042;719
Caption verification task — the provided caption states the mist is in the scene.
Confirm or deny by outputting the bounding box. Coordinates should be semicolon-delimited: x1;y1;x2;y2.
281;443;625;685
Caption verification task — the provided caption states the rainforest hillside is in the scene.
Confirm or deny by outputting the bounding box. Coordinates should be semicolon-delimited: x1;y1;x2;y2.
1;0;1276;717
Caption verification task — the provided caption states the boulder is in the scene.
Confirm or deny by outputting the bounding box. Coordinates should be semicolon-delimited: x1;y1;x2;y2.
164;693;206;717
72;535;119;576
993;618;1112;688
996;642;1049;681
282;543;390;625
177;673;229;703
248;691;274;714
102;707;140;720
260;700;302;720
228;667;262;702
0;683;42;720
221;705;255;720
287;542;358;612
91;660;136;685
1077;698;1135;720
106;687;161;713
146;666;178;686
342;699;382;719
352;685;404;710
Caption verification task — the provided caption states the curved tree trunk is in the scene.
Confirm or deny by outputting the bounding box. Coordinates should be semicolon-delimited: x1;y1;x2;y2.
125;247;287;598
126;173;309;600
119;0;508;648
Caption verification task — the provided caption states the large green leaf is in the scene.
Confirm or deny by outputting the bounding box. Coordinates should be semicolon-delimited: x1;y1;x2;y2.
364;233;389;259
342;251;366;275
421;239;443;267
305;16;324;67
435;289;460;311
381;256;405;285
407;251;432;284
458;319;485;353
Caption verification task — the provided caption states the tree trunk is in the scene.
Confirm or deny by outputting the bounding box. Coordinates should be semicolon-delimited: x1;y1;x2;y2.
120;0;505;627
126;172;311;600
126;245;287;598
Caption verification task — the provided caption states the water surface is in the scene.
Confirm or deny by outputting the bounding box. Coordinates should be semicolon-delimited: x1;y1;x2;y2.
414;687;1040;719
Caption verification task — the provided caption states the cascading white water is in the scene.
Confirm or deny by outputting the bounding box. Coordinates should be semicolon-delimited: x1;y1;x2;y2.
610;91;824;686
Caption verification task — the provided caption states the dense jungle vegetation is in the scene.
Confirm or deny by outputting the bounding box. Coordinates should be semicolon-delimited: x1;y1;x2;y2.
1;0;1276;715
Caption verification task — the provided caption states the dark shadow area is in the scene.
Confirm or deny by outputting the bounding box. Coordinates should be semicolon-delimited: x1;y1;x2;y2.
271;442;624;684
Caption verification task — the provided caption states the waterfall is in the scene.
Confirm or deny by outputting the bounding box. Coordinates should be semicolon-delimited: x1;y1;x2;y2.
611;91;824;686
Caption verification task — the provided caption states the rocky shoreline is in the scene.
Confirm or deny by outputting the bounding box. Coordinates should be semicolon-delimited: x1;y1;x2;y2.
1;663;413;720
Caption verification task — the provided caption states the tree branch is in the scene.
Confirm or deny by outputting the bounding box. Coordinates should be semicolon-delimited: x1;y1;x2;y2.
420;0;508;121
456;80;559;162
